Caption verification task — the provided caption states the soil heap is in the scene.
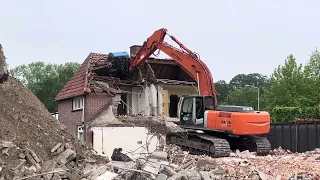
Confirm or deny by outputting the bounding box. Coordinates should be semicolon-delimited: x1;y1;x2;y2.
0;77;108;179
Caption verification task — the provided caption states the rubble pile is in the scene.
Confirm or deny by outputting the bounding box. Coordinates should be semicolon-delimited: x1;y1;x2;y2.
100;144;320;180
0;77;108;179
116;115;186;135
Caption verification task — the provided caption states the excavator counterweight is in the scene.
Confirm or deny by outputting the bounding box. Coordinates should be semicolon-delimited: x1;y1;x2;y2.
129;29;271;157
0;44;9;83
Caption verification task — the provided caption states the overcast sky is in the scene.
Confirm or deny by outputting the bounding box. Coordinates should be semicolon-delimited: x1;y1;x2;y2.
1;0;319;82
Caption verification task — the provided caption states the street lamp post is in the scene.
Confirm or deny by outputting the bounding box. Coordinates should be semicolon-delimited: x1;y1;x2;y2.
245;85;259;111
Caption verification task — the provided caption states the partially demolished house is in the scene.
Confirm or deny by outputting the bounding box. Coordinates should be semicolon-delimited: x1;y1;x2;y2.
55;46;197;150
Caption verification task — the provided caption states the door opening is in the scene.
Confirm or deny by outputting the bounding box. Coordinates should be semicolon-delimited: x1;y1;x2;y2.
169;94;179;117
117;93;127;115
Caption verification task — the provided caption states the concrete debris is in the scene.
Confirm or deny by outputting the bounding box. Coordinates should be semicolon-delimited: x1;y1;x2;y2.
150;151;168;161
234;149;256;159
116;115;186;135
56;148;76;165
50;143;62;153
94;170;118;180
0;140;109;179
100;143;320;180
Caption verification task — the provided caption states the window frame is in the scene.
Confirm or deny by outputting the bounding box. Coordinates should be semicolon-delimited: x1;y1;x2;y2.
72;96;84;110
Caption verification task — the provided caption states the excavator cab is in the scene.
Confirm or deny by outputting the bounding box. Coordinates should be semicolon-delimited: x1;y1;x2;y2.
178;95;215;127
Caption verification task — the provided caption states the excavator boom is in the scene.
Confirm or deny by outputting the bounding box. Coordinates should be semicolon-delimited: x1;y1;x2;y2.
130;28;218;106
129;28;271;157
0;44;9;82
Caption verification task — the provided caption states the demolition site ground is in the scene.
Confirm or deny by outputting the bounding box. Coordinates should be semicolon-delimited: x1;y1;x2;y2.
0;77;319;179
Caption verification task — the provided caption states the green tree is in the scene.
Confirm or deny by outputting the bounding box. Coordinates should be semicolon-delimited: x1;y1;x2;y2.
265;54;314;109
216;73;269;110
214;80;232;104
229;73;269;90
304;49;320;104
226;87;267;110
10;62;81;113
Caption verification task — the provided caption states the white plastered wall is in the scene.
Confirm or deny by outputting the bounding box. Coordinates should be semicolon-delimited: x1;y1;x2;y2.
91;127;162;159
128;84;196;117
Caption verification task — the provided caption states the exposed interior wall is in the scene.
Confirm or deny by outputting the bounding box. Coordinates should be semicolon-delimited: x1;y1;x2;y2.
131;87;141;115
130;85;151;116
127;84;197;117
162;85;198;117
157;85;163;116
91;127;161;159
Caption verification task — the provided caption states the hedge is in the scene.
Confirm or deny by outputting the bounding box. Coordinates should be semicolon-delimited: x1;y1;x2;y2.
270;106;320;122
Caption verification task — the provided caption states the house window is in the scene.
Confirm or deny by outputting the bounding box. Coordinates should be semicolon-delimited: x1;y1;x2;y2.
73;96;84;110
77;125;84;141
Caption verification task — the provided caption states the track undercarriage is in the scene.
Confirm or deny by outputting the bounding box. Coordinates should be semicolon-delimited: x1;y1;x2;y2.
166;130;271;158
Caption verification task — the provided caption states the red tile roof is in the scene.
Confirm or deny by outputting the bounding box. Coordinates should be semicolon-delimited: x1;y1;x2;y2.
55;53;108;101
55;52;178;101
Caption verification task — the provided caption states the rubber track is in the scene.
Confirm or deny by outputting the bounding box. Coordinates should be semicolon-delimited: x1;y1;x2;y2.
251;136;271;156
167;132;231;158
194;133;231;157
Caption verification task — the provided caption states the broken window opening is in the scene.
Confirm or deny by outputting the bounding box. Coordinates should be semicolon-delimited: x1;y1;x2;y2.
117;93;128;115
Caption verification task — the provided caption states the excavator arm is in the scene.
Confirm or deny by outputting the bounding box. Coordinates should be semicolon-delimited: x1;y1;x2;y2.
129;28;218;107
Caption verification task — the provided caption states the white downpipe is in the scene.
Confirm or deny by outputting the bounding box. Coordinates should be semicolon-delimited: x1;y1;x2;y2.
81;96;85;123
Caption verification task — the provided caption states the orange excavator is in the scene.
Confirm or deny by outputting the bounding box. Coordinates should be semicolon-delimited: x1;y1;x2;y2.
129;28;271;157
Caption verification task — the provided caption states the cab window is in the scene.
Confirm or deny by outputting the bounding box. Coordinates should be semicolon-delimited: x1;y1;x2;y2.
182;98;193;113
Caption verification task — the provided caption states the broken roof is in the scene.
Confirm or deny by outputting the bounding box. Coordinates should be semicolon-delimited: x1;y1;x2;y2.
55;52;195;101
55;53;108;101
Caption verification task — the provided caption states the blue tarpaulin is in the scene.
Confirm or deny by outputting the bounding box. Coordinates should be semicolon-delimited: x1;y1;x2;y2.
108;52;129;58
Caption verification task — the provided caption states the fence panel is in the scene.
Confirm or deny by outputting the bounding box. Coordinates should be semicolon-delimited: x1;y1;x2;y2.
267;122;320;153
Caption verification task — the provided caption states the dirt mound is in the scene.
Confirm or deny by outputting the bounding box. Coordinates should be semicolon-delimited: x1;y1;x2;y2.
0;77;83;158
0;77;107;179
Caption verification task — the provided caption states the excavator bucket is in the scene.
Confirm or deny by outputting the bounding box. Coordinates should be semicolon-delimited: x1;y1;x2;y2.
0;44;9;82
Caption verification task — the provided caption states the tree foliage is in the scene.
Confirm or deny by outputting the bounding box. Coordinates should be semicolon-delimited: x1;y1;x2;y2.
229;73;269;90
226;88;268;111
265;52;320;111
10;62;81;113
221;73;270;110
213;49;320;121
214;80;232;104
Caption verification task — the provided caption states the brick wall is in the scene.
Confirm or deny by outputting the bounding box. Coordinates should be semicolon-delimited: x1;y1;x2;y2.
57;93;121;147
84;93;118;147
57;98;83;136
85;93;114;124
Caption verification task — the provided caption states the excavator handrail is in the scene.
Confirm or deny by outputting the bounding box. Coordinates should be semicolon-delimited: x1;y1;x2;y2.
129;28;218;107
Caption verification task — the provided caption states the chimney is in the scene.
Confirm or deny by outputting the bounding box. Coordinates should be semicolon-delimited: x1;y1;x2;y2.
130;45;142;57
